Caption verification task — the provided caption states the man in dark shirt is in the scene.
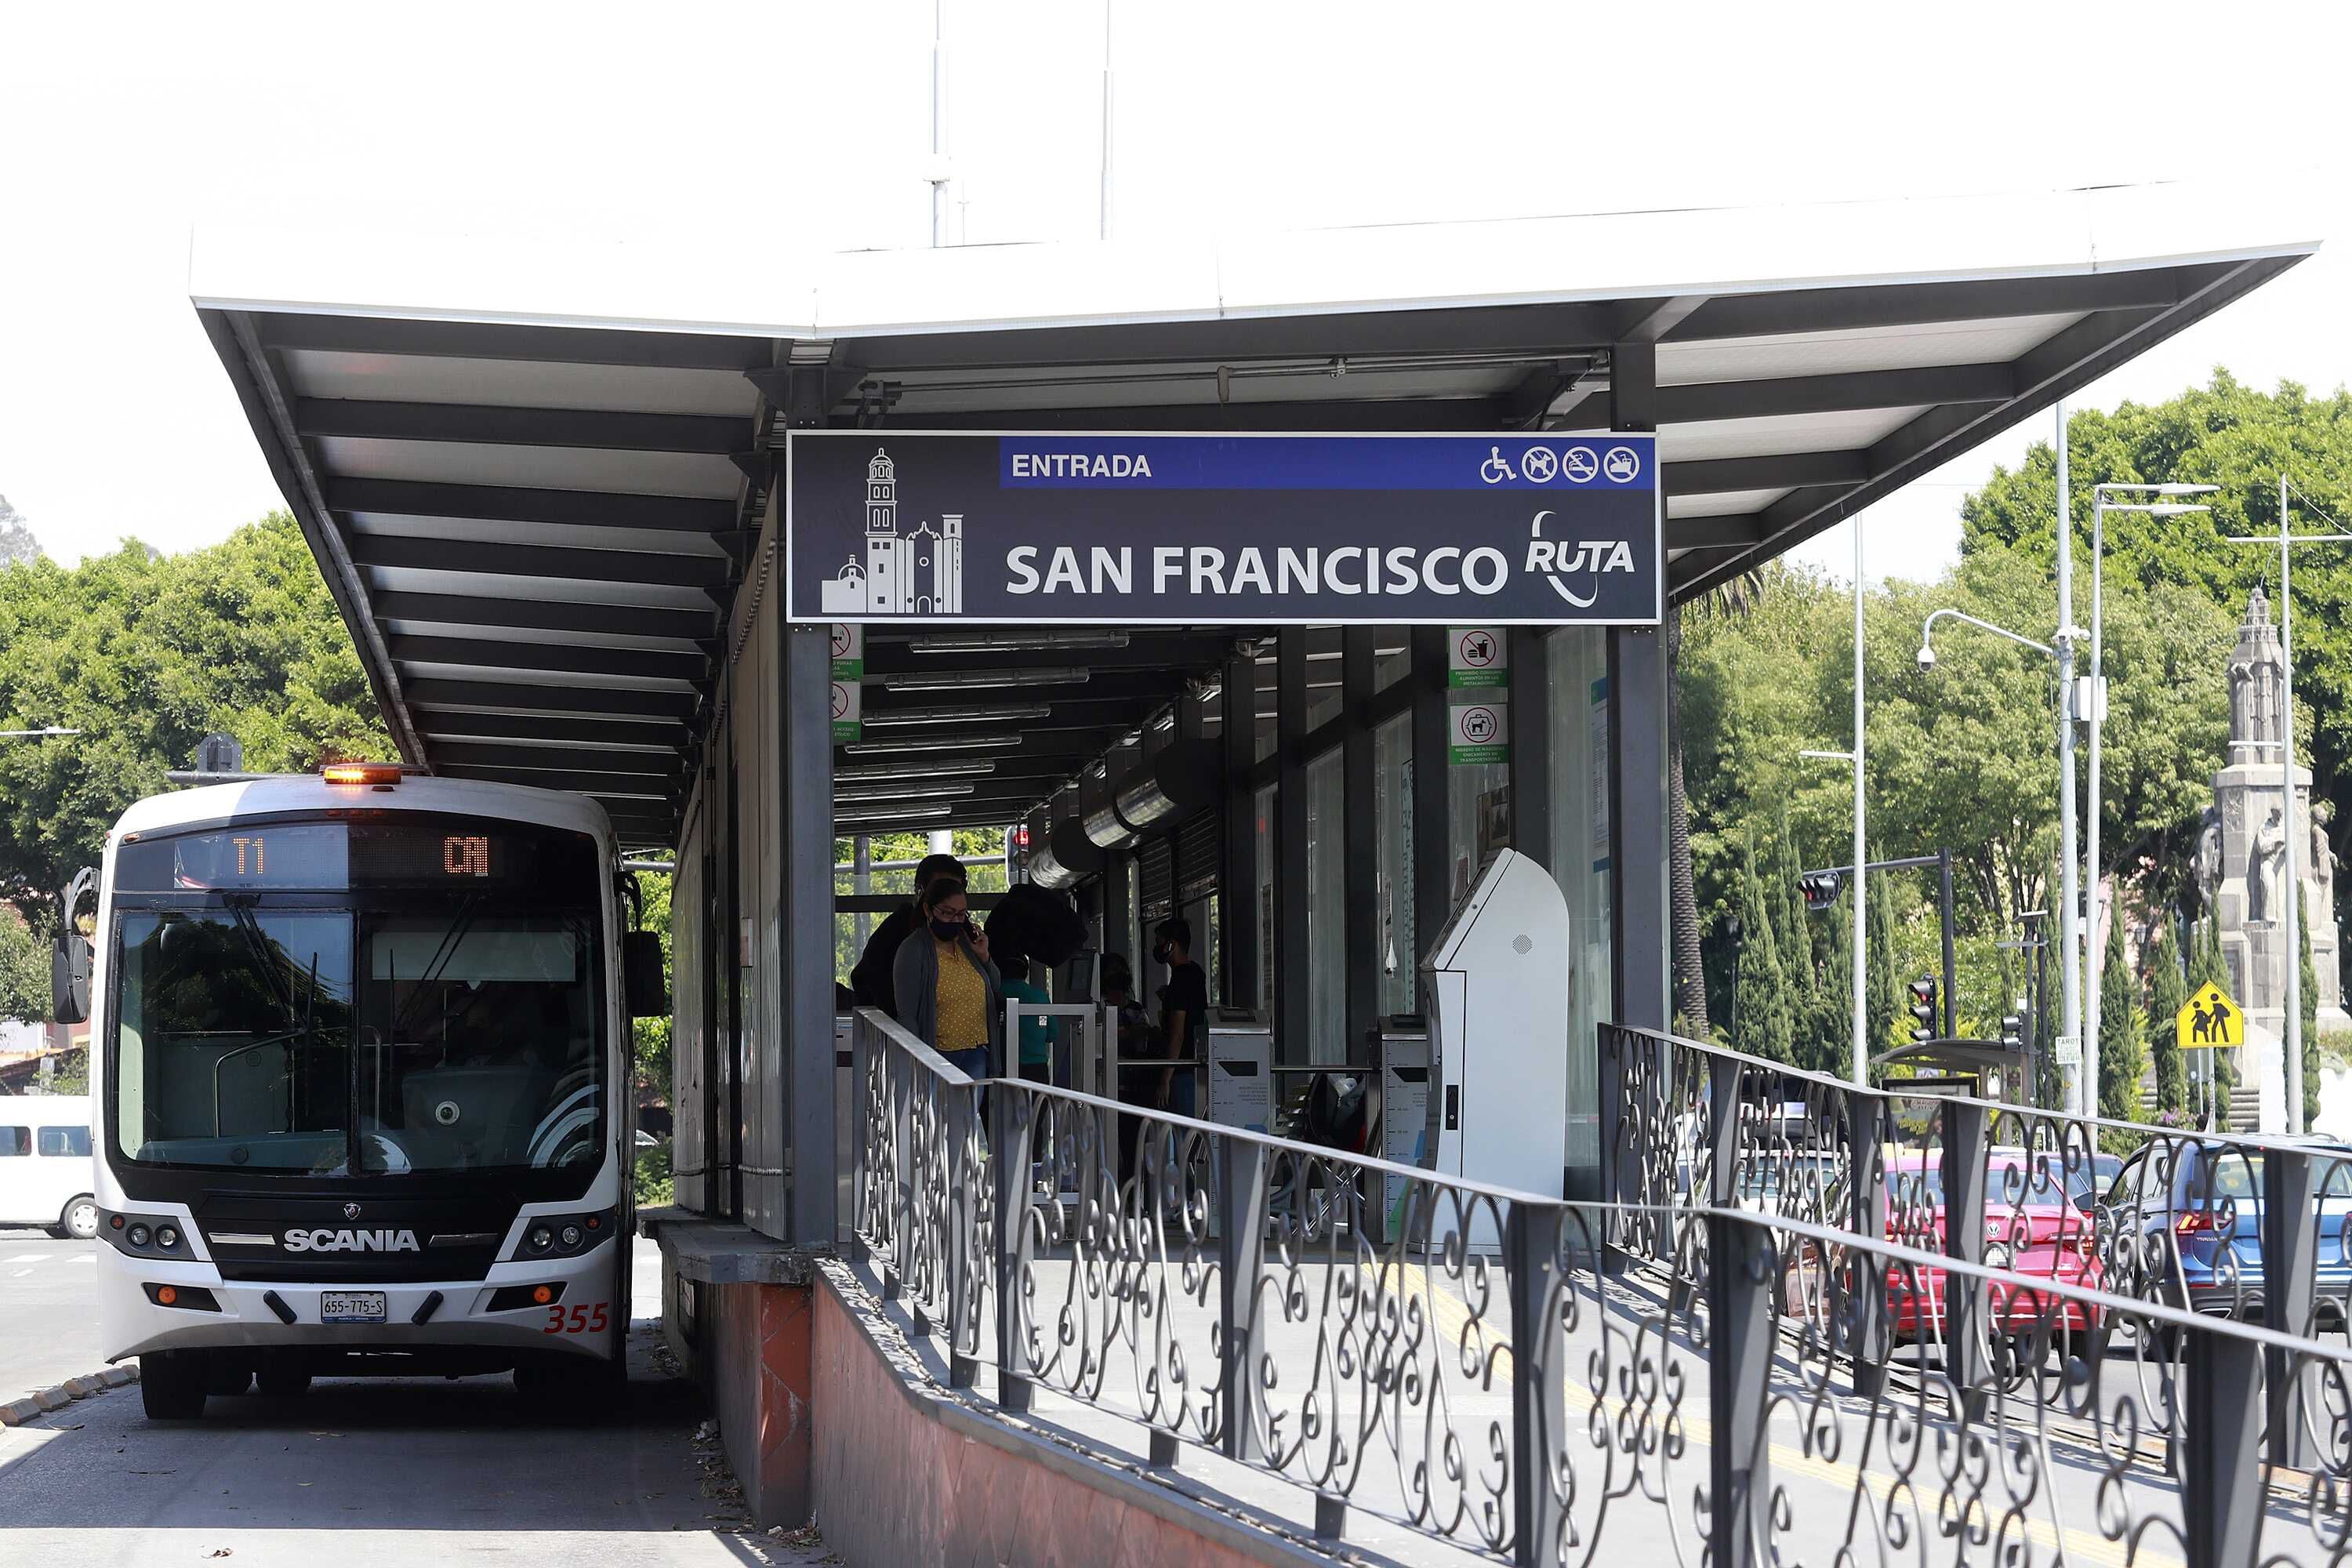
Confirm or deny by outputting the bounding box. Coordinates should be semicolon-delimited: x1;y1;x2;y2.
848;851;964;1018
1152;916;1208;1116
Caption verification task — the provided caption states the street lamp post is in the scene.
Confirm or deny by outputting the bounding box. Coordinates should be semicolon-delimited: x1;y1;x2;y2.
1798;514;1871;1085
1917;607;2071;1106
2220;477;2352;1134
2084;485;2214;1126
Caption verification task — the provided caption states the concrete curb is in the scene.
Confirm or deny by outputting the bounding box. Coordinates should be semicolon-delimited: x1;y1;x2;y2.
0;1363;138;1427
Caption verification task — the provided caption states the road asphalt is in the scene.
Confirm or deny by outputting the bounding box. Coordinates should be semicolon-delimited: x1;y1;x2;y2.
0;1231;103;1403
0;1237;831;1566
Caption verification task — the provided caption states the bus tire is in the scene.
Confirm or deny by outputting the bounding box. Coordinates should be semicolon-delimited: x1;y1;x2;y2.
140;1352;208;1421
56;1196;99;1241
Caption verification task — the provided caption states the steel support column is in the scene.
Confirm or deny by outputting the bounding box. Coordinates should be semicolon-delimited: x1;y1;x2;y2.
782;622;838;1246
1221;648;1257;1009
1276;630;1311;1062
1609;628;1669;1031
1343;626;1379;1058
2264;1147;2321;1469
1508;627;1551;876
2182;1330;2266;1568
1940;1099;1991;1414
1410;626;1451;993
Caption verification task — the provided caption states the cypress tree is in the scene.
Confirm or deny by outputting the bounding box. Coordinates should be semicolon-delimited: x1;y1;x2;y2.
1732;834;1795;1065
1773;811;1817;1062
1816;889;1856;1080
2098;913;2147;1127
2147;918;2189;1116
2301;885;2321;1128
1867;869;1901;1063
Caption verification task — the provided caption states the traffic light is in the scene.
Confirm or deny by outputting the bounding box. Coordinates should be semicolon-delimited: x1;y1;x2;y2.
1909;976;1939;1044
1799;870;1843;913
2000;1009;2024;1051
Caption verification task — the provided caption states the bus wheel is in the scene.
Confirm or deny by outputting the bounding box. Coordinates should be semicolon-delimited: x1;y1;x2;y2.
56;1196;99;1241
140;1352;208;1421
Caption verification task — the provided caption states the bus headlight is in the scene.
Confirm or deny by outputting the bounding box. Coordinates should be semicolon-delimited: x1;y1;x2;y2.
507;1210;615;1262
127;1223;151;1248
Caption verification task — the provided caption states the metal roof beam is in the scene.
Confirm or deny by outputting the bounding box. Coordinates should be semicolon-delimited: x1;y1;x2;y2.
832;300;1626;374
415;710;690;749
390;633;707;684
296;398;747;455
1665;451;1868;495
374;590;715;642
327;477;735;535
1666;270;2184;343
405;677;698;722
253;311;768;372
881;397;1510;432
426;740;684;775
1663;515;1767;550
437;764;681;800
346;535;730;593
1659;362;2013;423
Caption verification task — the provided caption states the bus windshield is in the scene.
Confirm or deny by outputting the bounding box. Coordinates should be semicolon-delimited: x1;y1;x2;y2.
110;819;604;1177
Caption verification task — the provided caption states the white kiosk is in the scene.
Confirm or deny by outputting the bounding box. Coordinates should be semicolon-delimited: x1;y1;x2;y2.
1417;848;1569;1246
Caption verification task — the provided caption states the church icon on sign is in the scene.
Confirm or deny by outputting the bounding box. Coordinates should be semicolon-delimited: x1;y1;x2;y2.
821;448;964;615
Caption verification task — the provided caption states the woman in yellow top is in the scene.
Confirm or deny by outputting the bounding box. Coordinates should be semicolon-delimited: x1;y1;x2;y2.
890;877;1003;1079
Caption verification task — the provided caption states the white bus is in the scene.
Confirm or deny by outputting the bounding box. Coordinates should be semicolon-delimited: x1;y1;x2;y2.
0;1094;97;1239
52;764;665;1420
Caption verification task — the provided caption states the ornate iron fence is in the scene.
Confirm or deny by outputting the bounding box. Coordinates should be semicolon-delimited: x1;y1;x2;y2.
855;1007;2352;1566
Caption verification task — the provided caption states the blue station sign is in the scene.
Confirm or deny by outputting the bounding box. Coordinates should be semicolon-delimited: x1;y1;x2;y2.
784;430;1661;626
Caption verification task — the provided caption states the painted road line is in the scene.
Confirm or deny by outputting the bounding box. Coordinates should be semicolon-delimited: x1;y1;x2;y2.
68;1254;93;1265
1366;1258;2182;1568
2;1254;47;1265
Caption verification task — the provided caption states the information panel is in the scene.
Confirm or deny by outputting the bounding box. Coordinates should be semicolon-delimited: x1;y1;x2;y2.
786;430;1660;626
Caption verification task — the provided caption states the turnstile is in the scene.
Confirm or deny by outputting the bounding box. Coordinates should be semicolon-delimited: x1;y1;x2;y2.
1205;1010;1273;1133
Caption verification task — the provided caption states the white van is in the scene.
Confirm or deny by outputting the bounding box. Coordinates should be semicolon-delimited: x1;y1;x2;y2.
0;1095;97;1238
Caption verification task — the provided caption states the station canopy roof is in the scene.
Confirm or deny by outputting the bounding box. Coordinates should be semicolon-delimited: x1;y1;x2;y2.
194;183;2317;848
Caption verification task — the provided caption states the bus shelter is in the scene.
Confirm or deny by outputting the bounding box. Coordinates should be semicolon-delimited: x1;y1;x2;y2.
194;183;2313;1526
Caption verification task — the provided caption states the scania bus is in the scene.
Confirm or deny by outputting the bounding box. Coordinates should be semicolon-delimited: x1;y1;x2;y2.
52;764;665;1420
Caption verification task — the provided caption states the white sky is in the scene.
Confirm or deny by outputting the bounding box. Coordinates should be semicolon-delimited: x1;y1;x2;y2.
2;0;2345;583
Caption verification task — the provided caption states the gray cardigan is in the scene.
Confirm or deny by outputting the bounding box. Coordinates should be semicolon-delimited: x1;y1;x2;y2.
891;927;1004;1058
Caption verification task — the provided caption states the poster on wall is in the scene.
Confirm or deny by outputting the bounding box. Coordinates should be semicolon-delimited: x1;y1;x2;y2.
786;430;1661;626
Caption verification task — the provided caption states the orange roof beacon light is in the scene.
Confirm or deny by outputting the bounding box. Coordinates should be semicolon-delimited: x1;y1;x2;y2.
321;762;404;787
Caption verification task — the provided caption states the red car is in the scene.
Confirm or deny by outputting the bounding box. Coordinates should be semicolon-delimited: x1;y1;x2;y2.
1878;1150;2103;1346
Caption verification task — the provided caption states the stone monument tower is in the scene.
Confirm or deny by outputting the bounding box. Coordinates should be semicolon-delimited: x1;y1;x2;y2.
2200;586;2348;1036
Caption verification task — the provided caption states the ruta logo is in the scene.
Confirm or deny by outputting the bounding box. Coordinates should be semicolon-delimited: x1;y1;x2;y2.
1525;510;1637;608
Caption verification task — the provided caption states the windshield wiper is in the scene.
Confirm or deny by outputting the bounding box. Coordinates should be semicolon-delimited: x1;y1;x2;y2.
388;893;483;1040
214;953;324;1137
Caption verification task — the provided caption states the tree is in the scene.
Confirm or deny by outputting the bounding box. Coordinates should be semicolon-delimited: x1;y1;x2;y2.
2099;914;2147;1125
2147;919;2189;1114
1731;834;1794;1064
1773;808;1819;1063
1866;866;1902;1061
0;496;37;568
0;907;45;1023
1663;604;1709;1036
632;869;673;1095
1815;889;1856;1079
0;514;392;929
2301;884;2321;1128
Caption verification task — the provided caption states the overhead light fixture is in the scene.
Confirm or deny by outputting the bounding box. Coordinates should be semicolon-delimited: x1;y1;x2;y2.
860;703;1051;727
834;759;998;781
834;804;953;825
883;668;1091;692
833;782;978;804
842;733;1023;754
907;630;1130;654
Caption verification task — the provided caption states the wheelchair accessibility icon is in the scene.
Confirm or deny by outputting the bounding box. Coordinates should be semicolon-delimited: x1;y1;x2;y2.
1479;445;1516;485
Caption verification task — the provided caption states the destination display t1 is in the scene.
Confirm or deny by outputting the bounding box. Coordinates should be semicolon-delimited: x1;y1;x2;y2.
115;822;588;891
786;430;1661;625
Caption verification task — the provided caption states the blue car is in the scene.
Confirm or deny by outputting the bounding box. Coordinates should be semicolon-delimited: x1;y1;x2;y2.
2105;1136;2352;1332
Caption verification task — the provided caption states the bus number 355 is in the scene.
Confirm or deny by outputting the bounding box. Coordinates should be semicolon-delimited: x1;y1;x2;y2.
546;1303;609;1334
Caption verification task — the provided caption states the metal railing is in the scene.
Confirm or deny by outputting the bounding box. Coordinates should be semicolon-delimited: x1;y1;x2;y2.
851;1007;2352;1566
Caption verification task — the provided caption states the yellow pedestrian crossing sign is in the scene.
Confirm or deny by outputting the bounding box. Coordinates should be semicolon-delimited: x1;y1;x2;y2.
2176;982;2244;1050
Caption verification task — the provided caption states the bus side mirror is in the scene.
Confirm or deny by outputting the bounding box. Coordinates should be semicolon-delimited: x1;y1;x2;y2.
623;931;669;1019
51;934;90;1025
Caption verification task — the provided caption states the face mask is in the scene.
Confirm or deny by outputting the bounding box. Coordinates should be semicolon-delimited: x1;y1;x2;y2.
931;918;966;942
1151;943;1171;965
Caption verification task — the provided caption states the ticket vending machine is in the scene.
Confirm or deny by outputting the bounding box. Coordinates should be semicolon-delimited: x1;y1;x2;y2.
1376;1015;1432;1243
1418;848;1569;1246
1205;1011;1274;1134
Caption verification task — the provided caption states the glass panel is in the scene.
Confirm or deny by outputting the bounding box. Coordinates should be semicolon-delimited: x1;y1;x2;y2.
1546;626;1613;1186
1446;759;1510;908
113;910;355;1169
358;913;602;1172
1254;785;1277;1018
38;1125;90;1157
1374;713;1416;1014
1371;634;1411;695
1304;626;1345;733
0;1127;27;1156
1306;746;1346;1064
1254;654;1279;762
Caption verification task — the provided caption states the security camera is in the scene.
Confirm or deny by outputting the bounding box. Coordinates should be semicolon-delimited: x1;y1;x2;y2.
1916;644;1936;671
